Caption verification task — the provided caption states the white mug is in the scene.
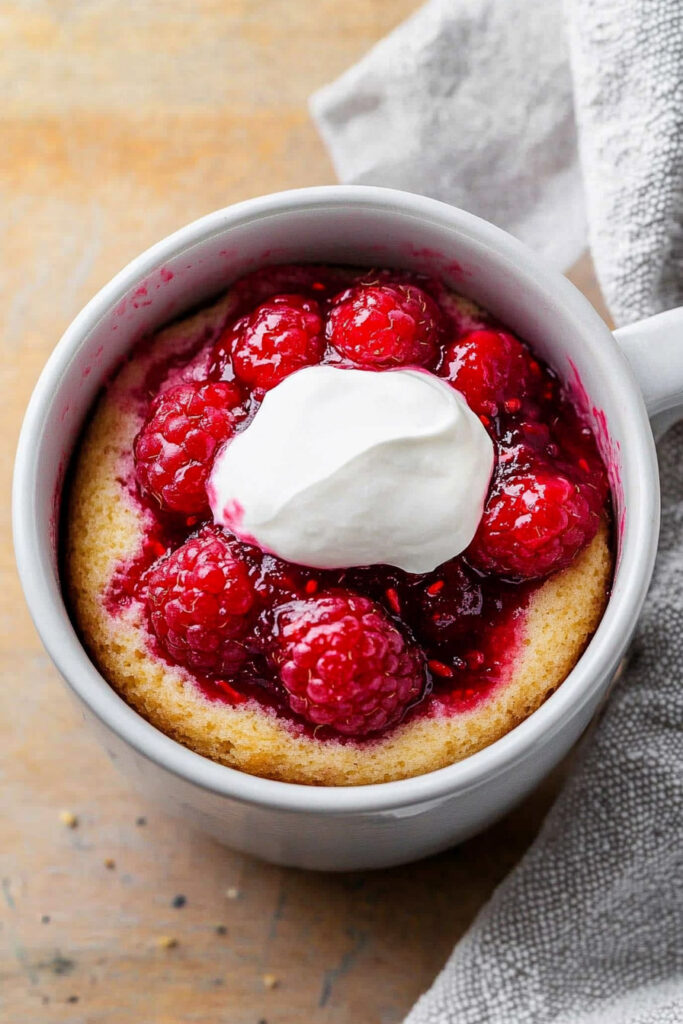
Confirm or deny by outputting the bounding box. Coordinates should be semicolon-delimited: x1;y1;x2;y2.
13;187;683;871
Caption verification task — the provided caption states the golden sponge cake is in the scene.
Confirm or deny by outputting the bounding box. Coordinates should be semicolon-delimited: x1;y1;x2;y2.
65;287;612;786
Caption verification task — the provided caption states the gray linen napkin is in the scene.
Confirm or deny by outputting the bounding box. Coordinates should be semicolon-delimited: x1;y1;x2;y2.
311;2;683;1020
312;0;587;273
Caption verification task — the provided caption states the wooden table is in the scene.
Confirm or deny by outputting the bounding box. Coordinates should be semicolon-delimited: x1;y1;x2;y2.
0;4;610;1021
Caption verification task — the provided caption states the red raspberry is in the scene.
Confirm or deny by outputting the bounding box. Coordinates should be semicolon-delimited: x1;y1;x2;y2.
326;283;443;369
134;380;242;516
467;469;602;581
440;329;536;417
210;293;324;392
145;526;256;674
272;592;425;737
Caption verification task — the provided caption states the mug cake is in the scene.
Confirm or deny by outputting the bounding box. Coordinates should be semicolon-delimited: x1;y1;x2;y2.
64;263;612;785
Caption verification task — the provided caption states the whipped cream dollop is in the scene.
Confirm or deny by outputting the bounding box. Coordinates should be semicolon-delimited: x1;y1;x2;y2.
208;366;494;574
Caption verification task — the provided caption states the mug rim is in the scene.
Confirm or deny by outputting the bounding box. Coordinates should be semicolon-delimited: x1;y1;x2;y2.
13;185;660;814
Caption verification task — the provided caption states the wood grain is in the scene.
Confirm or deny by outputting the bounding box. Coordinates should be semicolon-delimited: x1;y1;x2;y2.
0;3;609;1021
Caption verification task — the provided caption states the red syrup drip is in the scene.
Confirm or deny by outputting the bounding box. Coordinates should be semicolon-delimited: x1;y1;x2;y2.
99;262;611;744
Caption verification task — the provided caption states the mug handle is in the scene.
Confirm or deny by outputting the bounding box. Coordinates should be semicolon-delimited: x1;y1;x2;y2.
614;307;683;439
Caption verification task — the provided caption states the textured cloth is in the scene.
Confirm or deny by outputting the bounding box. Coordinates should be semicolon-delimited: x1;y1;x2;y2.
311;0;587;273
405;432;683;1023
311;0;683;326
311;3;683;1022
566;0;683;324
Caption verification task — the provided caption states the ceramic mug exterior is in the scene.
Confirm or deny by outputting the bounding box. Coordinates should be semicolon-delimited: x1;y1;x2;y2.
13;187;670;870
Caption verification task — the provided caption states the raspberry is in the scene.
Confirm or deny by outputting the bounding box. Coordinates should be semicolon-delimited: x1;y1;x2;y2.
418;560;484;647
145;525;256;674
440;329;536;417
210;293;324;392
467;469;602;581
134;380;242;516
326;283;443;369
272;592;425;737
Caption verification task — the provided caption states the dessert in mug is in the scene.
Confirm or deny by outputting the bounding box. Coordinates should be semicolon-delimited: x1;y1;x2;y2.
65;264;612;785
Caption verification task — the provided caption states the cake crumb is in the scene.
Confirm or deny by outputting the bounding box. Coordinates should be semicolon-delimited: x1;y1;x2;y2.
156;935;178;949
225;887;241;900
104;858;116;870
59;811;78;829
262;973;279;990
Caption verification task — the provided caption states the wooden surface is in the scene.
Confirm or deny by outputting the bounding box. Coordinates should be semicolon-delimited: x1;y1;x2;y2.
0;4;609;1021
